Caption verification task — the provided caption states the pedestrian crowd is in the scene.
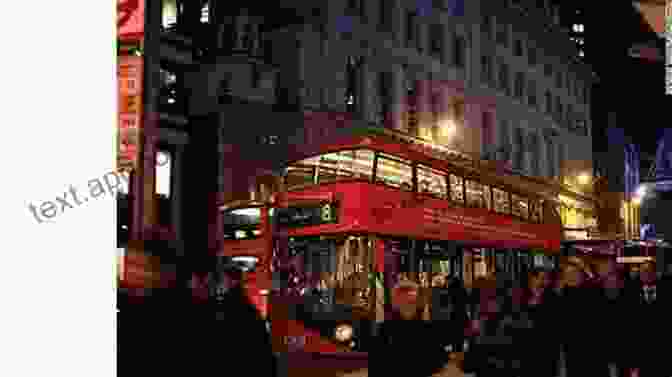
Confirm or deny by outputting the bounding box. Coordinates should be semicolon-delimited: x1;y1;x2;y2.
376;259;671;377
118;255;670;377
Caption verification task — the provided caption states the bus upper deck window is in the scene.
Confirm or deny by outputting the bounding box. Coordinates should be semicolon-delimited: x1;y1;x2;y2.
418;165;448;198
493;188;510;214
511;194;528;219
449;175;464;204
375;153;413;191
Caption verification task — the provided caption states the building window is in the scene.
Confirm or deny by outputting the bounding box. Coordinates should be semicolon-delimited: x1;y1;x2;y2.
555;71;562;89
430;24;444;60
378;71;392;125
482;112;494;150
200;2;209;24
449;174;465;204
555;97;563;124
346;56;360;112
156;150;173;226
530;134;540;176
379;0;391;30
481;55;492;85
466;180;491;209
514;128;524;170
514;39;523;57
527;79;537;107
572;23;584;33
514;72;525;99
375;153;413;191
500;119;510;150
544;63;552;77
453;34;466;68
406;78;419;135
493;188;510;214
406;11;417;48
576;118;587;136
544;91;552;114
511;194;529;219
499;62;510;95
481;14;493;40
496;21;509;46
418;165;448;198
546;140;556;178
528;45;537;65
251;64;261;88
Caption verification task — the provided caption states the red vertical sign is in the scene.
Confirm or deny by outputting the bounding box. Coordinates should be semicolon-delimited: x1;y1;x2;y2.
118;56;143;171
117;0;145;41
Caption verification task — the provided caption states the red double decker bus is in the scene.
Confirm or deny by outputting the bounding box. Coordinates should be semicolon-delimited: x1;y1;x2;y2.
218;128;562;376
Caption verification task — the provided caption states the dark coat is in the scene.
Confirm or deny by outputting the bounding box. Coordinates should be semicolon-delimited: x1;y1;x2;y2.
373;313;450;377
119;287;275;377
557;287;606;377
516;290;561;377
592;286;639;369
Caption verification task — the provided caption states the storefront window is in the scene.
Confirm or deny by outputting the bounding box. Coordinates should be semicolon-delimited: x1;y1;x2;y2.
417;165;448;198
449;174;464;204
511;194;528;219
466;180;491;209
493;188;510;214
375;153;413;191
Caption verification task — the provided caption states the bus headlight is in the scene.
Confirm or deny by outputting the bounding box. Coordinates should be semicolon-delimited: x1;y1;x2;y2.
334;324;354;342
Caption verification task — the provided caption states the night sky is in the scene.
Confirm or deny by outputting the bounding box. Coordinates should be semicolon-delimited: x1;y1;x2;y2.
581;0;668;157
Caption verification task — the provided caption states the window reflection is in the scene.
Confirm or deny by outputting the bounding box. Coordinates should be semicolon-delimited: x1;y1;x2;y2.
449;175;464;204
417;165;448;198
493;188;510;214
375;153;413;191
511;194;528;219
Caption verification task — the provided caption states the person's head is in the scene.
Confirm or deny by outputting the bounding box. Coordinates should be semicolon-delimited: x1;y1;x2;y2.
391;280;423;320
640;261;657;285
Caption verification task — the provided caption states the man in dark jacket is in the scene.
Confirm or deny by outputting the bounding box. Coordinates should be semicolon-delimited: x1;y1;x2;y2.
593;261;639;377
558;261;604;377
